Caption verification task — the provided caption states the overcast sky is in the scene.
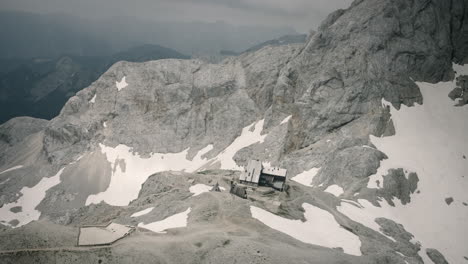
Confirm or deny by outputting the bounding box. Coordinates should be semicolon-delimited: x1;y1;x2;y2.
1;0;353;32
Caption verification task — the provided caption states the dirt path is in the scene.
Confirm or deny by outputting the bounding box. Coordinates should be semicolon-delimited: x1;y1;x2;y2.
0;193;250;255
0;244;112;254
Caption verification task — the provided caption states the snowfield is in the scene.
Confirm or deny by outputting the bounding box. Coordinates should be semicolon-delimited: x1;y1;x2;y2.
291;167;321;187
86;144;214;206
0;168;64;227
340;64;468;263
138;208;191;233
251;203;362;256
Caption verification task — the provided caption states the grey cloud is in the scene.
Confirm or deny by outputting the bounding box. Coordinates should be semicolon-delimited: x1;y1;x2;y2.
165;0;311;17
1;0;353;32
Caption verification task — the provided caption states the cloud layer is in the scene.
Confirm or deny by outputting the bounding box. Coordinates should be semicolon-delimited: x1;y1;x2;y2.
1;0;353;32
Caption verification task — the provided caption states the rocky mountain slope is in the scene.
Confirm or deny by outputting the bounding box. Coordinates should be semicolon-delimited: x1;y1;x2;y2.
0;44;189;123
0;0;467;263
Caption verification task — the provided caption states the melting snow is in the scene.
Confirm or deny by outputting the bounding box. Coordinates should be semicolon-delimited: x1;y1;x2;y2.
86;144;214;206
337;199;397;242
0;168;64;227
291;167;321;187
89;94;96;103
280;115;292;125
138;208;191;233
116;76;128;91
0;165;24;175
341;63;468;263
324;185;344;197
131;207;155;217
208;119;267;170
251;203;361;256
87;119;267;206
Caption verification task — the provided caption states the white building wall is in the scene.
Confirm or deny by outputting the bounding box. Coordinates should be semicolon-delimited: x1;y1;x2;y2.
240;160;262;184
262;167;287;178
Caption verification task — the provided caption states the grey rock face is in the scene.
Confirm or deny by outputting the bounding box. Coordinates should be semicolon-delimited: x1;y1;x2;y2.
371;218;422;263
272;0;468;155
0;117;47;150
43;44;302;165
449;75;468;106
315;146;386;188
445;197;454;205
426;248;449;264
377;169;419;206
0;116;50;185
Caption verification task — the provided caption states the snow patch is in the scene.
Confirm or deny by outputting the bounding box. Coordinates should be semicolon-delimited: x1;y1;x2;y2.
280;115;292;125
89;94;96;103
337;199;397;242
0;178;10;185
0;165;24;175
361;145;375;149
251;204;361;256
103;122;107;128
131;207;154;217
324;185;344;197
116;76;128;91
291;167;320;187
138;208;191;233
189;184;213;196
356;63;468;263
0;168;64;227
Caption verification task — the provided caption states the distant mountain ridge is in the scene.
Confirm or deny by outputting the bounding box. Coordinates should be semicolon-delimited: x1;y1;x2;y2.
0;10;296;59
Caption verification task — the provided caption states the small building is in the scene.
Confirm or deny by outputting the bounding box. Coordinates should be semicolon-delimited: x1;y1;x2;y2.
77;222;134;246
239;160;287;191
229;182;248;199
239;160;262;185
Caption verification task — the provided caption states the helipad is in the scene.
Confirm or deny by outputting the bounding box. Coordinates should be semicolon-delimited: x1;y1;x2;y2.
78;223;134;246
